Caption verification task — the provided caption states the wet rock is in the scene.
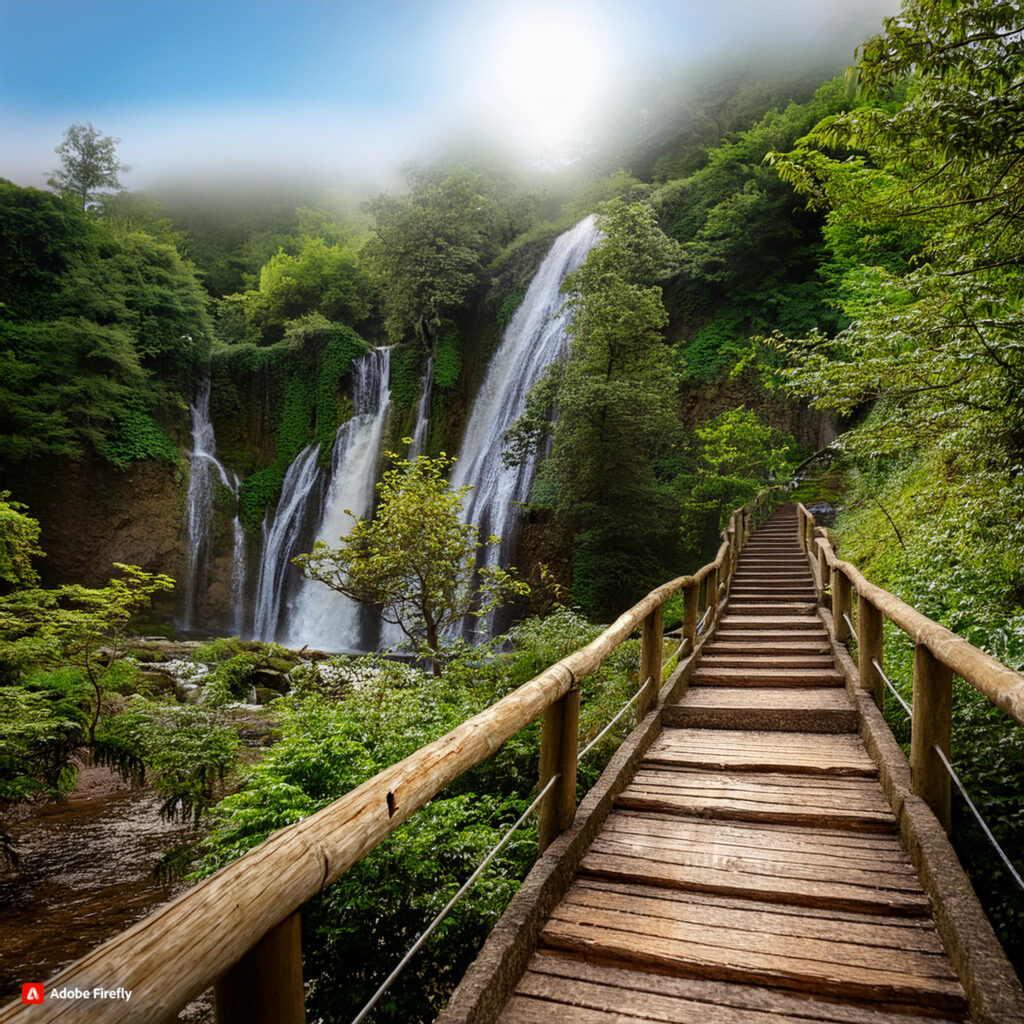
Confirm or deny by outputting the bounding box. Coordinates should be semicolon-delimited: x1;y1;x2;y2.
252;668;289;693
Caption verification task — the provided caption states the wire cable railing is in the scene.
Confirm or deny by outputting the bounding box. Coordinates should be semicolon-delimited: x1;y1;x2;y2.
350;772;562;1024
864;656;1022;895
349;664;657;1024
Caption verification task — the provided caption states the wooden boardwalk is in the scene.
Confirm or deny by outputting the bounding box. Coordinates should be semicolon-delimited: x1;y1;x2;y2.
497;506;970;1023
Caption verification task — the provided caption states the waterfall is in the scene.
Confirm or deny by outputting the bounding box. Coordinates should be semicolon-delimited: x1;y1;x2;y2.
284;347;392;651
407;349;435;459
230;515;246;636
449;215;601;605
250;444;324;642
182;379;240;632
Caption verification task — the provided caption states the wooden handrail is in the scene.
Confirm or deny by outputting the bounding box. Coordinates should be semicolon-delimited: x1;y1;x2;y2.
0;488;779;1024
795;501;1024;832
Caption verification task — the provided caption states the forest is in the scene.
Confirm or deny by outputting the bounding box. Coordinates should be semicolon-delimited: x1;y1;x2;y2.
1;0;1023;1018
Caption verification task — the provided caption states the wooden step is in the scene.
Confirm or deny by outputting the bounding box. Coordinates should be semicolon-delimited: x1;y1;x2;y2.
726;602;819;617
666;687;858;732
502;951;954;1024
645;729;877;776
691;667;845;688
580;814;930;915
617;766;896;831
705;640;832;655
699;654;836;669
717;616;826;631
539;881;966;1014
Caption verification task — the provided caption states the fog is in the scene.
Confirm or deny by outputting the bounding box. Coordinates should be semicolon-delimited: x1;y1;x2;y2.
1;0;902;195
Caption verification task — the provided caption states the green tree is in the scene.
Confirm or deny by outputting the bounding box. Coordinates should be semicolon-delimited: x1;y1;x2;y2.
0;492;43;593
770;0;1024;461
236;236;374;344
0;686;87;867
363;167;496;347
293;450;527;671
48;122;128;211
0;182;210;467
678;408;797;559
0;565;175;744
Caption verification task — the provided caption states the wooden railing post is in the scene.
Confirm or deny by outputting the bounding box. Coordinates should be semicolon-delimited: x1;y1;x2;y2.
816;539;830;608
214;911;305;1024
803;515;815;562
832;566;852;643
911;644;953;833
705;565;720;626
797;506;807;553
682;580;699;651
857;595;884;711
638;606;663;720
538;685;580;853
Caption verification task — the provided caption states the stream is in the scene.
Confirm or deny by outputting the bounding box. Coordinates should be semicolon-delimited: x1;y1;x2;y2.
0;765;211;1019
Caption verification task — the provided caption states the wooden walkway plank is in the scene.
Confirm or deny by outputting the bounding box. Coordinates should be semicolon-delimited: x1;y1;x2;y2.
502;953;954;1024
483;505;971;1024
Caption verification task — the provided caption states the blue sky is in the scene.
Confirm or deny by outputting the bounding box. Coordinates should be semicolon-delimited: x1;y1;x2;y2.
1;0;900;190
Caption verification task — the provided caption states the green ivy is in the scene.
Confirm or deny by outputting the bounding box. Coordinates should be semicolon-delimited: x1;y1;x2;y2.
238;464;284;533
496;286;527;330
389;343;421;407
217;327;368;531
98;410;178;469
314;326;366;458
434;323;462;390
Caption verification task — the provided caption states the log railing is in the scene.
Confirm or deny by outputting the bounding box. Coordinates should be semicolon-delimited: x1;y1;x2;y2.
797;502;1024;833
0;490;779;1024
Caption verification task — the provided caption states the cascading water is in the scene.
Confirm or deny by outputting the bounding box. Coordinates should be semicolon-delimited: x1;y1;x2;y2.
449;215;601;628
407;349;435;459
181;380;242;632
250;444;324;642
284;347;392;651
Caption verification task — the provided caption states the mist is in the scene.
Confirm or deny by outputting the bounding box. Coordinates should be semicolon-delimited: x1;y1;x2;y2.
1;0;901;196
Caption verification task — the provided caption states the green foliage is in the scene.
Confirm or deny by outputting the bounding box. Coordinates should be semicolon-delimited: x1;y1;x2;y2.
294;450;528;669
363;166;501;344
0;564;175;744
0;685;86;805
95;696;239;824
496;285;527;330
222;236;374;345
47;122;127;210
0;182;211;468
236;464;284;534
509;200;685;617
434;322;462;390
388;344;422;407
98;409;178;469
0;493;43;592
196;603;640;1021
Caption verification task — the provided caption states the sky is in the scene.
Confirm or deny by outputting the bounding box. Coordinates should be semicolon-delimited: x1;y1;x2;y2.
1;0;901;193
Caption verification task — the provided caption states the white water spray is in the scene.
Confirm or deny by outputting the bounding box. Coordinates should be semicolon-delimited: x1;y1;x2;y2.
450;215;601;593
284;347;392;651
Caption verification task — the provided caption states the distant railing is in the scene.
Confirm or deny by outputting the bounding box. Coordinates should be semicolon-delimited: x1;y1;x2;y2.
0;491;780;1024
796;503;1024;837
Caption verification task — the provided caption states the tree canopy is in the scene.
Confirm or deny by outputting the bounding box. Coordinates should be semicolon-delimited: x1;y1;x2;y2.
293;450;527;670
48;122;128;211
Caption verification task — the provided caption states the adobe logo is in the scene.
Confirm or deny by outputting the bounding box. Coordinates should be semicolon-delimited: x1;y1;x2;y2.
22;984;44;1004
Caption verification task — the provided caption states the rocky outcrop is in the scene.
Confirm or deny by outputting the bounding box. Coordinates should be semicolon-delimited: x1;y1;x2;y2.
11;455;189;598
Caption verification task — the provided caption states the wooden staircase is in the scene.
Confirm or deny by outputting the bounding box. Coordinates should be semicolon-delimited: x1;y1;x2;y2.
497;505;970;1023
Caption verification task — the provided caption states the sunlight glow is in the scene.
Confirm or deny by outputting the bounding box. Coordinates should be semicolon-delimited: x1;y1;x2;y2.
478;8;615;154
